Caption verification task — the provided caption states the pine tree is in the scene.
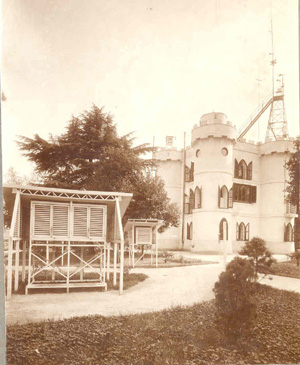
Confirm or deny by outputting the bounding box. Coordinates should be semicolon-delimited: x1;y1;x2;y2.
18;105;180;231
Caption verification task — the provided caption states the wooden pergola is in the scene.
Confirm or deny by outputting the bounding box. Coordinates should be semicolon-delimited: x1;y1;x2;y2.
3;184;132;299
124;219;163;267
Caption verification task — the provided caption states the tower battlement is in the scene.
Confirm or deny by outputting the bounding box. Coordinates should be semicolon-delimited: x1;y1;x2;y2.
192;112;236;143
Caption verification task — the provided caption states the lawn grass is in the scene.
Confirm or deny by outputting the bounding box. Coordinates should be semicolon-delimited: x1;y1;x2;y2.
6;284;300;365
271;261;300;279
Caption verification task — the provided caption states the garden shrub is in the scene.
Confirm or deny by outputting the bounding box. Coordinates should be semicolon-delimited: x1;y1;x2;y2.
239;236;276;278
289;250;300;266
213;257;256;343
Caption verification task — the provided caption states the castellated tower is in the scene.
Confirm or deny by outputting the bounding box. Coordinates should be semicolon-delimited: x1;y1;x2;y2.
187;112;236;252
153;146;183;249
153;111;296;254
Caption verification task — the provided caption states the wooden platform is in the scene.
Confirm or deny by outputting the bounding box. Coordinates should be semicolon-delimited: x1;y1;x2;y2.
26;281;107;294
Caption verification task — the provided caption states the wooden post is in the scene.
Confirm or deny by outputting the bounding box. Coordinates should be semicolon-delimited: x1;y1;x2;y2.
115;198;124;295
80;247;83;281
61;244;64;266
26;238;32;295
46;241;49;281
132;225;135;268
7;238;13;299
113;242;117;286
103;242;106;281
7;190;21;299
14;239;20;291
107;243;110;280
51;248;55;281
22;240;26;282
67;240;70;293
155;227;158;268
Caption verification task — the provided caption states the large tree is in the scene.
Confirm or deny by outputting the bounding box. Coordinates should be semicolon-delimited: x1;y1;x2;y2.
18;105;179;231
285;138;300;250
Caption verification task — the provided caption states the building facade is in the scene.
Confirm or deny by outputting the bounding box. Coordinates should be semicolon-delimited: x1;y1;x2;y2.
154;112;297;254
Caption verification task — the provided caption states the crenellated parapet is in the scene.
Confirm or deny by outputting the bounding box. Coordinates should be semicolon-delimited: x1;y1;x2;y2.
191;112;237;144
153;147;183;162
259;138;296;156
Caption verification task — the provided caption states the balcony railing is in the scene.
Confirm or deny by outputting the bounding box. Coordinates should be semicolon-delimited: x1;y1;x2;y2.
286;203;297;214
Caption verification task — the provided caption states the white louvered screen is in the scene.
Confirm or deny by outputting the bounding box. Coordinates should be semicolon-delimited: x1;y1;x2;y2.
34;204;51;237
13;200;21;238
73;206;88;237
136;227;152;244
53;205;69;237
90;207;104;238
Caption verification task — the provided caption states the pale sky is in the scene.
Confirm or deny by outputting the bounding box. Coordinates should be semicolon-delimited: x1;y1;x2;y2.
2;0;299;178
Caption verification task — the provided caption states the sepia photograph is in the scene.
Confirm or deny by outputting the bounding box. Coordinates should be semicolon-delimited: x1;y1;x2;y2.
1;0;299;364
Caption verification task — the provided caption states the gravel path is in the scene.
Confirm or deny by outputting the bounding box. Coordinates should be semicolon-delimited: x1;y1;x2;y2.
5;253;296;326
5;264;223;326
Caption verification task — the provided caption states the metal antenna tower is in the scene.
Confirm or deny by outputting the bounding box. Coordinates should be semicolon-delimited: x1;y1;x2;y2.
265;4;288;141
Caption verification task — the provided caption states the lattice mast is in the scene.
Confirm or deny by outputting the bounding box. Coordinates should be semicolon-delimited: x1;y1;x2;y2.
265;5;288;141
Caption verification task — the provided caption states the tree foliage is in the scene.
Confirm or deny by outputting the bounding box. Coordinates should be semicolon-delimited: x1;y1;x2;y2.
284;139;300;209
213;257;257;343
239;237;276;278
17;105;180;231
285;139;300;250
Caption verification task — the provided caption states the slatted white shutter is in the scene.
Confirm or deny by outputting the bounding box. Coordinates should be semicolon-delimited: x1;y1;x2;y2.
73;206;88;238
90;207;104;239
34;204;51;237
136;227;152;244
53;205;69;238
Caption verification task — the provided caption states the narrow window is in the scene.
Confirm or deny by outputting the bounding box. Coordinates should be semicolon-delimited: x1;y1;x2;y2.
247;162;253;180
190;162;194;182
234;159;239;178
184;194;189;214
187;223;190;240
228;188;233;208
238;160;247;179
195;186;201;208
285;223;293;242
236;222;239;240
239;222;246;241
190;222;193;240
219;218;228;240
245;223;250;241
185;165;190;182
220;186;228;208
189;189;195;213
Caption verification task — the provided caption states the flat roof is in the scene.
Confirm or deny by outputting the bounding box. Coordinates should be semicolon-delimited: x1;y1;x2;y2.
3;184;133;218
125;219;163;230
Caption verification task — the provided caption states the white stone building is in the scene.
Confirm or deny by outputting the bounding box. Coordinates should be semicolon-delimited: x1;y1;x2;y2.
154;112;297;254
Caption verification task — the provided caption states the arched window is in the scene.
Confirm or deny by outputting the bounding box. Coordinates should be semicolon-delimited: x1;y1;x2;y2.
220;185;228;208
185;165;190;182
190;222;193;240
184;194;189;214
236;222;250;241
238;160;247;179
195;186;201;209
190;162;194;182
247;162;252;180
245;223;250;241
219;218;228;240
285;223;293;242
234;159;239;178
189;189;195;212
239;222;246;241
228;188;233;208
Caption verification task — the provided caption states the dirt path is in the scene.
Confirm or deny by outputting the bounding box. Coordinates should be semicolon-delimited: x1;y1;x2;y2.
5;264;223;326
